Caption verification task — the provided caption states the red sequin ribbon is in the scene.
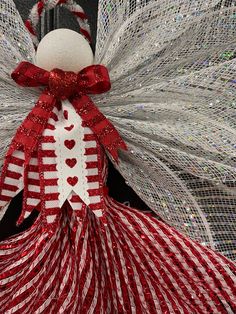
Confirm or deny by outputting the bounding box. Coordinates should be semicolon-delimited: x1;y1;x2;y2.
10;61;127;162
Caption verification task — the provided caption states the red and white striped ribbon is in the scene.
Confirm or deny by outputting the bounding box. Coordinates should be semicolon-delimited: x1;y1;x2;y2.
25;0;91;46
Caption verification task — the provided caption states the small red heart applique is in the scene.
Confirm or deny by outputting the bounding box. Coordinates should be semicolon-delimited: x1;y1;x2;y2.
46;124;55;130
64;139;75;150
64;124;74;131
65;158;77;168
67;176;78;186
63;110;68;120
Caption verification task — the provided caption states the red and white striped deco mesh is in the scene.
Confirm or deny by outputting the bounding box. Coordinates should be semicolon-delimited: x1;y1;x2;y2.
25;0;91;46
0;193;236;312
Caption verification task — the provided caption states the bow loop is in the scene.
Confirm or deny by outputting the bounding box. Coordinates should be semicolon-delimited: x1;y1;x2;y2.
77;65;111;94
11;61;49;87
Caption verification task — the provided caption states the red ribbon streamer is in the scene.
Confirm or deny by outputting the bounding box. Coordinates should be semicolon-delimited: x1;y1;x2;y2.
10;61;127;162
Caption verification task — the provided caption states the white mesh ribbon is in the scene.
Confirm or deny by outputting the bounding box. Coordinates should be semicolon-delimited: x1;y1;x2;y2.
0;0;235;260
94;0;236;260
0;0;37;164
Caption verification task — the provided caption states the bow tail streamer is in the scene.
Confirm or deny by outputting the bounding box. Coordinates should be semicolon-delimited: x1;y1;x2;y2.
7;90;56;158
72;94;127;162
0;90;57;225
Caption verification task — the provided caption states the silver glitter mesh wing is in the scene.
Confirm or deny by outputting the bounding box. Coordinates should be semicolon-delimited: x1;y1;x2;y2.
0;0;37;164
94;0;236;260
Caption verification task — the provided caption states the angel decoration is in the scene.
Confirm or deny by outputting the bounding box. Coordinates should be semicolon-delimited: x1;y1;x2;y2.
0;0;235;313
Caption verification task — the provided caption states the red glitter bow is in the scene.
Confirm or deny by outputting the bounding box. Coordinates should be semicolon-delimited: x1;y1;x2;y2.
10;61;127;162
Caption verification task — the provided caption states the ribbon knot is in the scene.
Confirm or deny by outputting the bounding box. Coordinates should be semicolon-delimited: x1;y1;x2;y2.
10;61;127;162
49;68;78;99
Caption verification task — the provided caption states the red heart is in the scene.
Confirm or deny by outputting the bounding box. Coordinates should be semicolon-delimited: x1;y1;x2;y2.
65;158;77;168
64;124;74;131
64;140;75;150
63;110;68;120
67;176;78;186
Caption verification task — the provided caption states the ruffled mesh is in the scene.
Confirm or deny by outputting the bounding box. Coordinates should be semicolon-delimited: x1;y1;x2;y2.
0;0;37;164
94;0;236;260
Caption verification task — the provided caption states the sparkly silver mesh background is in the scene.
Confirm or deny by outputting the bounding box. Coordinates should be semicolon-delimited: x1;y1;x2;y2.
0;0;236;260
94;0;236;260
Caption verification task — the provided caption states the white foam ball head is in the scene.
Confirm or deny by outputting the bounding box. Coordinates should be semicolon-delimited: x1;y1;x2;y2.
36;29;94;72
